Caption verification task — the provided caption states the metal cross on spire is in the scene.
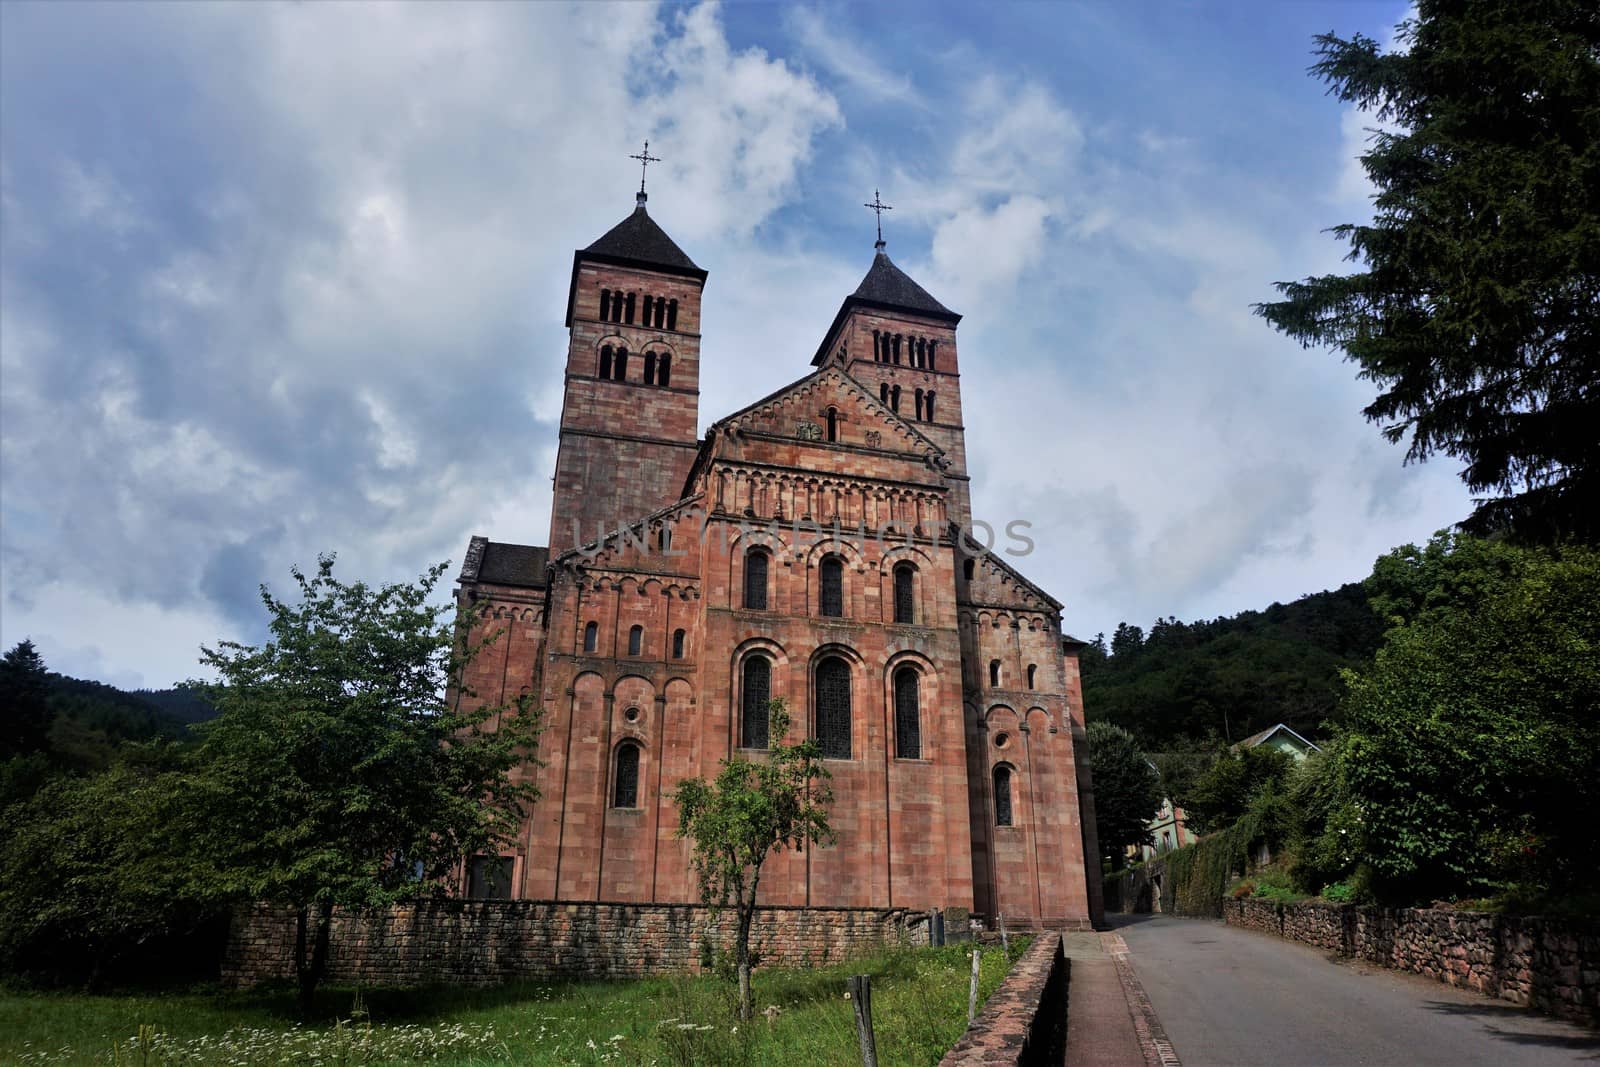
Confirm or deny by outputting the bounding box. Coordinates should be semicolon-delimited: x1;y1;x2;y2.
863;188;892;250
629;140;661;202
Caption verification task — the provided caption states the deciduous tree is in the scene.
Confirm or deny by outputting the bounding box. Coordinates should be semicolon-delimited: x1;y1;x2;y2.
673;699;833;1020
1085;722;1162;869
183;557;542;1014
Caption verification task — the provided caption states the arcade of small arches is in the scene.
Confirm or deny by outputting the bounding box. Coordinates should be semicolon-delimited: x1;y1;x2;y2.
598;341;673;387
598;286;679;331
871;329;938;371
710;467;948;530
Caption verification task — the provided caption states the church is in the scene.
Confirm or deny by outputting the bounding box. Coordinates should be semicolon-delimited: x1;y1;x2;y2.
454;178;1104;929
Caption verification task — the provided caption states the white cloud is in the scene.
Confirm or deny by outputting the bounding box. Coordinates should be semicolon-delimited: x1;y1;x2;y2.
785;7;922;106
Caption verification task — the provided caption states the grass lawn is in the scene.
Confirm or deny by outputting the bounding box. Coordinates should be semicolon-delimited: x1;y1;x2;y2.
1;938;1028;1066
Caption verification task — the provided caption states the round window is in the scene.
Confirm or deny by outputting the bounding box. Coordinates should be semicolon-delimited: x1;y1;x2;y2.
624;706;641;723
993;732;1009;749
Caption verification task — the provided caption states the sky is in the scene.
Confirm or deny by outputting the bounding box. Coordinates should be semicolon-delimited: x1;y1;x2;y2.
0;0;1470;690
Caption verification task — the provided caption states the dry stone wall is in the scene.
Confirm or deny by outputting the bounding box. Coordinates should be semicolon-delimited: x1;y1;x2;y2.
1224;899;1599;1025
224;901;921;988
940;933;1068;1066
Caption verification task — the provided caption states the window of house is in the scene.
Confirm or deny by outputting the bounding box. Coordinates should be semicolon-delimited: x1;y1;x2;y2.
893;564;915;624
600;288;612;322
741;655;771;749
894;666;920;759
820;556;844;617
613;742;640;808
583;621;598;653
826;407;838;442
614;347;629;381
672;628;686;659
915;388;924;421
891;385;901;412
667;299;678;331
644;350;658;385
623;291;636;325
1027;664;1037;690
600;345;613;380
880;382;890;405
993;766;1013;827
744;549;769;610
989;659;1001;687
467;854;514;899
815;657;852;759
658;353;671;388
628;625;643;656
964;558;976;582
925;391;935;422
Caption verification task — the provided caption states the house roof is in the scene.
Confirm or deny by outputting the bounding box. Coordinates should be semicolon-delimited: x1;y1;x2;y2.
1233;723;1321;754
811;250;961;366
460;538;549;589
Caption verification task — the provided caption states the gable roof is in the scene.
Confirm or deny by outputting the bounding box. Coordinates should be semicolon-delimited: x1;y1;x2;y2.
1233;723;1322;754
710;364;947;461
811;250;961;365
564;199;707;326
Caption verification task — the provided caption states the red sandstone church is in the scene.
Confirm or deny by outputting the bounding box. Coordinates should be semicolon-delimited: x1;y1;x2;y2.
455;185;1104;929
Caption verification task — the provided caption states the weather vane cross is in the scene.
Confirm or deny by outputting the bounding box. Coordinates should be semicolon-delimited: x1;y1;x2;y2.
630;140;661;196
863;188;892;248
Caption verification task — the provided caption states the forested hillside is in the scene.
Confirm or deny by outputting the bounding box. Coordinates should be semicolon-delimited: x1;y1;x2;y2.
1079;582;1384;749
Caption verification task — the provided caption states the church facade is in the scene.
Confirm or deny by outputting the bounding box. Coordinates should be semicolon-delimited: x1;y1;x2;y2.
455;190;1103;928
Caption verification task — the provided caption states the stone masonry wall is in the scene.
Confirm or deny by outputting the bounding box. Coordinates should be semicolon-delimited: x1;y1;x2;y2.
939;933;1068;1066
224;901;922;988
1223;899;1599;1025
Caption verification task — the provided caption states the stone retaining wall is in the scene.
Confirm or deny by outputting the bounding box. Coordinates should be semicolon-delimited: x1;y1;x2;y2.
1223;899;1599;1025
940;934;1068;1066
224;901;923;988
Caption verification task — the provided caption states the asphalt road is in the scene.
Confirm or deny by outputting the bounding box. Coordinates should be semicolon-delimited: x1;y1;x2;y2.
1112;913;1600;1067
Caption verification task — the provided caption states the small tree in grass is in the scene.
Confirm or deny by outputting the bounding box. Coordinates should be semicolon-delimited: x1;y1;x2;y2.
183;556;542;1015
673;698;833;1020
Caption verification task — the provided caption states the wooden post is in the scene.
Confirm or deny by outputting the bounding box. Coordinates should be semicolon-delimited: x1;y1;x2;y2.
849;974;879;1067
967;947;982;1023
998;912;1010;956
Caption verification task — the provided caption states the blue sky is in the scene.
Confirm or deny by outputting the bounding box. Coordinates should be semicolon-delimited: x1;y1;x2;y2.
0;1;1468;689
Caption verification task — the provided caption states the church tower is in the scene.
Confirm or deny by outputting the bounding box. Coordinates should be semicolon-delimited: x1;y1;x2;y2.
549;187;707;554
811;216;972;528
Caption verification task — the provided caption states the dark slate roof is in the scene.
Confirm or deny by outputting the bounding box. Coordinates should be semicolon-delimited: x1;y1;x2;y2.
851;251;955;317
811;249;960;365
476;542;549;588
584;204;703;276
565;199;707;327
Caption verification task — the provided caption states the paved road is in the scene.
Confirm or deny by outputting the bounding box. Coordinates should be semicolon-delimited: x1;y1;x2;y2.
1112;914;1600;1067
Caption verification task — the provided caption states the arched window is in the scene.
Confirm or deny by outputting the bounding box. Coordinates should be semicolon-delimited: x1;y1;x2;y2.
820;556;844;617
658;353;671;388
614;347;629;381
624;292;636;325
628;625;643;656
891;385;901;412
644;351;657;385
599;288;612;322
600;345;613;380
989;659;1001;687
894;666;920;759
914;388;925;421
583;621;598;653
1027;664;1037;690
964;558;976;582
826;408;838;443
892;335;902;364
815;657;852;759
893;564;915;624
872;330;882;362
672;628;686;659
744;549;769;610
993;765;1013;826
925;392;936;422
613;742;640;808
641;295;654;327
880;383;890;405
741;655;771;749
667;299;678;331
928;341;937;371
916;338;926;368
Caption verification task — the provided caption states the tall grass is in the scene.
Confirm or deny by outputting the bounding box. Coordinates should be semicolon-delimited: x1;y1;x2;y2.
1;938;1028;1066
